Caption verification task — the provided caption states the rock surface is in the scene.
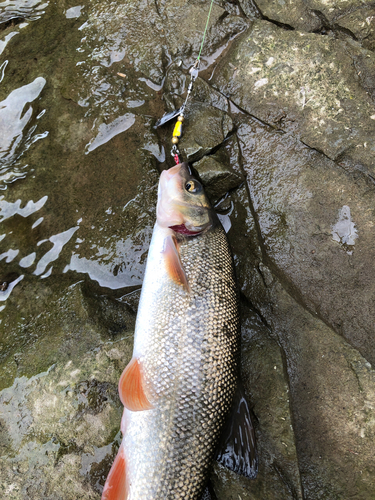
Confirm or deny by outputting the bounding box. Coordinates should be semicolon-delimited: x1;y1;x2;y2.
1;0;375;498
212;21;375;168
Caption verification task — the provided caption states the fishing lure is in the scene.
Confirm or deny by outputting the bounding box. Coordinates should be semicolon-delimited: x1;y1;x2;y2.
156;0;215;165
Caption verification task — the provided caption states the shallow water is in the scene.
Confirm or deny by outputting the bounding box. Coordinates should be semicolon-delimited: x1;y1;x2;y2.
0;1;252;496
0;0;249;315
0;6;162;304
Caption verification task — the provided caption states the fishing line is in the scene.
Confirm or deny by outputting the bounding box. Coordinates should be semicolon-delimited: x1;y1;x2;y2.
156;0;216;165
197;0;215;62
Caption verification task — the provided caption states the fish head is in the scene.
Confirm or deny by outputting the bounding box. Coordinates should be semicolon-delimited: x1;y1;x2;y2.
157;163;212;233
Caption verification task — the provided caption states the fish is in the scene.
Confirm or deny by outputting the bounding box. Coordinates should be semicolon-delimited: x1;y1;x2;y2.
102;162;257;500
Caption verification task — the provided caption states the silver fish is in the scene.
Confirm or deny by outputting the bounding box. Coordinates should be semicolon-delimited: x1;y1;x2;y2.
102;163;256;500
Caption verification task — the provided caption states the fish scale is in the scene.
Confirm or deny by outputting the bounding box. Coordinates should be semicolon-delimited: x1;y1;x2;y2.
122;222;240;499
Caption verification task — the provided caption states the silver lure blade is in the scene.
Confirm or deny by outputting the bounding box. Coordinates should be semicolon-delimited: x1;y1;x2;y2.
155;107;183;128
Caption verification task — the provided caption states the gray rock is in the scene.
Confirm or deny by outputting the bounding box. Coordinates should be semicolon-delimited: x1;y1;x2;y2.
179;102;234;162
248;0;375;45
192;77;230;114
338;7;375;50
225;181;375;498
255;0;321;31
212;21;375;171
235;114;375;366
193;135;244;203
0;280;134;499
161;2;248;64
260;279;375;500
238;0;262;20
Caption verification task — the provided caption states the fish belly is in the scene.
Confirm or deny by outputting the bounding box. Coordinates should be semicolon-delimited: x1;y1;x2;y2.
124;221;240;499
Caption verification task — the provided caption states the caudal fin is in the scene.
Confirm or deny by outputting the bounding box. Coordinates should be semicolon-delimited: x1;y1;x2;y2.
102;443;128;500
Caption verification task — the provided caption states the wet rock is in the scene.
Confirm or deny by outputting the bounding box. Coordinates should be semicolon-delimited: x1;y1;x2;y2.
192;77;229;113
257;281;375;500
344;37;375;103
267;289;375;499
252;0;375;46
0;277;136;387
306;0;375;45
193;135;244;203
237;0;262;20
161;1;248;64
338;7;375;50
225;181;375;498
195;154;237;202
0;279;133;499
306;0;370;23
212;20;375;171
255;0;321;31
179;102;234;162
235;115;375;367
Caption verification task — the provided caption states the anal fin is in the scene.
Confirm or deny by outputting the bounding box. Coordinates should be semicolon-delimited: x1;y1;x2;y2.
163;234;190;291
118;357;153;412
101;443;128;500
216;380;258;479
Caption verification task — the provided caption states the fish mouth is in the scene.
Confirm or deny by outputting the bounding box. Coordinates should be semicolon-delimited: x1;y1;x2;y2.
157;164;187;228
168;224;203;235
160;164;184;182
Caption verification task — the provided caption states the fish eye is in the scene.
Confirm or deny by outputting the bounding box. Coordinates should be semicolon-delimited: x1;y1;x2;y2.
185;180;202;194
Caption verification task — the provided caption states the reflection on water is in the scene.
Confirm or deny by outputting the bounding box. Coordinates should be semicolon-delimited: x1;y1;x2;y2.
0;60;7;82
19;251;36;268
0;0;164;303
0;0;48;23
34;225;80;276
0;0;239;314
143;143;165;163
0;274;23;301
0;77;46;160
0;195;47;221
0;0;49;62
0;77;48;187
0;247;18;262
332;205;358;254
139;77;164;92
0;32;19;57
65;227;152;289
65;5;83;19
86;113;135;153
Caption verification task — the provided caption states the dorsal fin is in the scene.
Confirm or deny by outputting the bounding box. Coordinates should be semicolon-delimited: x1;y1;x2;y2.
101;443;128;500
216;381;258;479
118;357;153;412
163;234;190;291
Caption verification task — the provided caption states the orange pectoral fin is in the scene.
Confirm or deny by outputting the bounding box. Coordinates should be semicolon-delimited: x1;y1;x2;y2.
118;357;153;412
102;443;128;500
163;234;190;291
